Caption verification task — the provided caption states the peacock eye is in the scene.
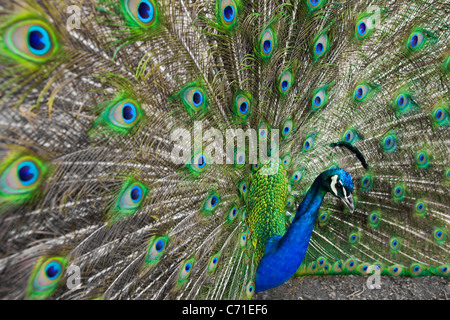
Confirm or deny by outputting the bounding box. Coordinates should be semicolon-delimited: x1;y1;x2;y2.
432;107;448;126
303;135;314;151
369;211;380;227
0;157;44;195
282;119;293;138
190;153;207;173
343;129;357;144
146;236;168;264
239;232;247;248
178;259;194;283
227;206;238;222
349;232;359;244
219;0;238;26
118;182;146;210
238;180;248;197
4;20;58;63
286;196;295;209
355;17;373;39
28;257;66;299
260;28;276;58
235;93;251;118
360;174;373;191
282;155;291;166
278;71;292;94
311;89;327;110
353;84;369;102
258;123;268;140
202;191;220;214
235;151;246;167
415;151;429;169
307;0;325;10
314;34;329;58
415;200;427;216
408;31;425;51
182;87;206;112
292;170;302;183
245;281;255;299
124;0;157;27
207;253;220;273
433;228;445;243
108;99;141;129
390;237;400;251
381;133;397;152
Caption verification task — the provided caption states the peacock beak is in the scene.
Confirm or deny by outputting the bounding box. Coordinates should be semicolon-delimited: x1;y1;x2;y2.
341;193;354;213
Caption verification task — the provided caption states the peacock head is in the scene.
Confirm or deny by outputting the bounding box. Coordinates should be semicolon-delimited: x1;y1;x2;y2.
323;168;354;213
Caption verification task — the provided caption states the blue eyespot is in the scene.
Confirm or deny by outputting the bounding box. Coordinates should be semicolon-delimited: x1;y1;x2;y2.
282;119;293;138
236;94;250;117
155;239;165;252
292;170;302;183
311;89;327;110
315;42;323;55
107;100;141;130
357;21;367;36
17;161;39;186
354;84;369;101
223;5;235;22
303;136;314;151
408;31;425;51
202;192;220;213
117;182;146;212
235;151;245;165
349;261;354;267
314;96;321;106
355;17;373;39
432;107;448;126
122;103;138;124
281;80;289;91
260;28;275;58
28;26;51;56
130;186;143;203
198;155;206;168
313;34;328;58
390;238;400;251
397;95;406;108
343;129;357;144
434;228;445;243
382;134;397;152
45;262;62;280
263;40;272;54
137;0;155;23
192;90;203;107
211;195;218;207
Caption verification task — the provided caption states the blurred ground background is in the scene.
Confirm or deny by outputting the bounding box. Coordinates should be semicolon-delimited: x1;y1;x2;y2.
254;275;449;300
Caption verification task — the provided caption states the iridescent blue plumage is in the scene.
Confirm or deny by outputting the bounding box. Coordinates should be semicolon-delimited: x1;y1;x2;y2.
256;169;354;292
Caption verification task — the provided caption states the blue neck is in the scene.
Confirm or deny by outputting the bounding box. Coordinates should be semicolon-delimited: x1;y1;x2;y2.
255;176;327;292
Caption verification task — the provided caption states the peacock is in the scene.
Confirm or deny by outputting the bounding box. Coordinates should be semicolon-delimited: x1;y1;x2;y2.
0;0;449;300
